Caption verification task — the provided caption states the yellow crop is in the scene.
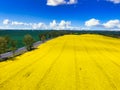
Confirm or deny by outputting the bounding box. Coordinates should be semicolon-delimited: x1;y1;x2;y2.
0;34;120;90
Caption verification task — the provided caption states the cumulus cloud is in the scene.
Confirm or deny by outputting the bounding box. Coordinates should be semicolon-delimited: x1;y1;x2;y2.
103;19;120;29
47;0;77;6
67;0;77;4
32;23;47;29
47;0;66;6
85;18;100;27
2;19;47;29
107;0;120;4
11;21;47;29
3;18;120;30
85;18;120;30
2;19;75;30
3;19;10;25
11;21;29;26
50;20;71;30
59;20;71;29
50;20;57;28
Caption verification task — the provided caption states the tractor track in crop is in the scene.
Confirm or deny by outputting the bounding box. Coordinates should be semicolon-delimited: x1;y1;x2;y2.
81;37;117;90
0;38;65;87
98;46;120;68
101;46;120;68
35;39;67;89
73;37;80;90
87;39;117;90
92;59;117;90
91;38;120;69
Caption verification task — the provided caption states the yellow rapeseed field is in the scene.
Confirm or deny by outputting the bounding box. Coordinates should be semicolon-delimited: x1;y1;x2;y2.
0;34;120;90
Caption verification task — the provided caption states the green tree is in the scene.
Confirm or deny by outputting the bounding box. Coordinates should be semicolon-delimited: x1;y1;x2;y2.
39;34;46;42
0;37;7;59
23;34;35;51
10;40;17;56
4;35;11;51
4;35;11;44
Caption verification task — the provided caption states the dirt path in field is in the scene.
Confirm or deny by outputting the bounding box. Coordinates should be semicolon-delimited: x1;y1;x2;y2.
0;34;120;90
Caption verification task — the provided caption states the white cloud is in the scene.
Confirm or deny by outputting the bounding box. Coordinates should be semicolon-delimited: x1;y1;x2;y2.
32;23;47;29
49;20;71;30
0;26;3;29
11;21;47;29
2;18;120;30
2;19;74;30
67;0;77;4
2;19;47;29
59;20;71;29
3;19;10;25
50;20;57;28
107;0;120;4
47;0;66;6
84;18;120;30
85;18;100;27
47;0;77;6
103;19;120;29
11;21;29;26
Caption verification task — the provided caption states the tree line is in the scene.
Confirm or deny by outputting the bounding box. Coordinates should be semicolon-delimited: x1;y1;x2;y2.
0;30;119;60
0;36;17;58
0;30;69;60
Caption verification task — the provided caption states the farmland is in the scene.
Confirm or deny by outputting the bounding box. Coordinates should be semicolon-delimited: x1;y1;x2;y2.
0;34;120;90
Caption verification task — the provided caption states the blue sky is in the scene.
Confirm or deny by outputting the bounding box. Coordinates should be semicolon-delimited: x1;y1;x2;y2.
0;0;120;30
